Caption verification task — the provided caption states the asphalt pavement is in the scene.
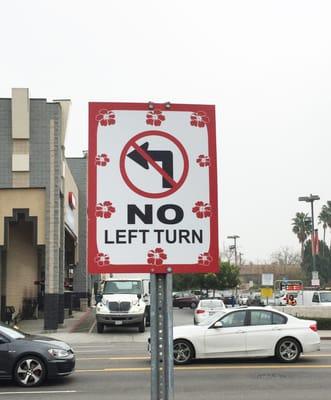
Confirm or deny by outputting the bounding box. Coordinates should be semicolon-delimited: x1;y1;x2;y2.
3;308;331;399
1;340;331;399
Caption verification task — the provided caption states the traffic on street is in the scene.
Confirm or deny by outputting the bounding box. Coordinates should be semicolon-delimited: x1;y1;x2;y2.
0;308;331;399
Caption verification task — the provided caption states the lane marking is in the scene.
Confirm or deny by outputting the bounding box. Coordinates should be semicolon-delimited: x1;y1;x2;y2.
75;354;330;361
0;391;77;395
76;364;331;373
88;320;96;334
77;356;149;361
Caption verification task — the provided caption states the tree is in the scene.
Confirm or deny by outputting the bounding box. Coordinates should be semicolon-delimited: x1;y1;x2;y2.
301;240;331;285
319;201;331;250
292;212;312;261
217;261;240;289
270;246;301;265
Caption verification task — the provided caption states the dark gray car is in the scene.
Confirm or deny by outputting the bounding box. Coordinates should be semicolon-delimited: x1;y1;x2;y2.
0;323;75;387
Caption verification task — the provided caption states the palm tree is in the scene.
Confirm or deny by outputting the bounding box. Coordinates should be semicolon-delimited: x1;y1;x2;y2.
319;207;329;255
292;212;312;261
319;201;331;250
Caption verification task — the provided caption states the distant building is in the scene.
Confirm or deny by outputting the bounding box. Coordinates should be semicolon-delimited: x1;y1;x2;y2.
0;89;89;330
239;264;302;288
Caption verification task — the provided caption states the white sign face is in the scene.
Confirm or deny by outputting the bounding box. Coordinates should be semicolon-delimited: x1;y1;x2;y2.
88;103;218;274
311;279;320;287
262;273;274;286
312;271;319;280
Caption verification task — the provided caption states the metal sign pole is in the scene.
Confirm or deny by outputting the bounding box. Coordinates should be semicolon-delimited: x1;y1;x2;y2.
151;271;174;400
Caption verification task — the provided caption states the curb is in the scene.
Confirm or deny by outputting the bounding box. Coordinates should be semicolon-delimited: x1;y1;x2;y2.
68;308;93;333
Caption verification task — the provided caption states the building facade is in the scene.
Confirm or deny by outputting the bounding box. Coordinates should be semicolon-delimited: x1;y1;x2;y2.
0;89;88;330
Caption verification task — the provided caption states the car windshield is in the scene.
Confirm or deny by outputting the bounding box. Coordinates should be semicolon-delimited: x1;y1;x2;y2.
320;292;331;302
0;324;26;339
198;310;227;326
200;300;224;309
103;280;142;295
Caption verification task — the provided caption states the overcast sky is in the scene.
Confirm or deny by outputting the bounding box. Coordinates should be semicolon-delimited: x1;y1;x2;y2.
1;0;331;263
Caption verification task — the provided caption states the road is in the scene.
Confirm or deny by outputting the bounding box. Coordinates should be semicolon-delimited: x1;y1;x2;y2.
1;309;331;399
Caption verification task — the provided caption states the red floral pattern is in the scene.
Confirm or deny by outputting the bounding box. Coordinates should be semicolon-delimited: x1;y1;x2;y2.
198;252;212;266
96;109;116;126
192;201;212;218
95;252;110;266
190;111;209;128
95;153;110;166
196;154;210;167
96;201;116;218
146;109;166;126
147;248;167;265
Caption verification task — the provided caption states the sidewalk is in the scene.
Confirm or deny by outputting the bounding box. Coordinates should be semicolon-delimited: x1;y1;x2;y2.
16;308;94;335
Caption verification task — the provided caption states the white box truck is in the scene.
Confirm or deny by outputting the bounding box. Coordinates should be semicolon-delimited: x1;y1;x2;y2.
95;275;150;333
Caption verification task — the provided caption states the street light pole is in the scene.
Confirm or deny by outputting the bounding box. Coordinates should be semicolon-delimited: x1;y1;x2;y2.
227;235;240;266
298;194;320;274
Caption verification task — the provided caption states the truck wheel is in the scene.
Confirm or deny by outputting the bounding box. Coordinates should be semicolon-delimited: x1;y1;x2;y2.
138;316;146;333
97;322;104;333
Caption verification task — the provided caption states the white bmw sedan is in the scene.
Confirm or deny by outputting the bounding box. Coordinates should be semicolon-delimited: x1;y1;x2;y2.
173;307;320;364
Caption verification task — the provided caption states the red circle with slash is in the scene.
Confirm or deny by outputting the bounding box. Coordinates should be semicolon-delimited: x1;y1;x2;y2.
120;130;189;199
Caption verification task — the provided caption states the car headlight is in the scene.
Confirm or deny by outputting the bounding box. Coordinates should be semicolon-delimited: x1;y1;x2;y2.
48;348;71;358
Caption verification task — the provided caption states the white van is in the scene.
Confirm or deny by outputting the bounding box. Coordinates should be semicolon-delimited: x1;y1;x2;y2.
296;290;331;306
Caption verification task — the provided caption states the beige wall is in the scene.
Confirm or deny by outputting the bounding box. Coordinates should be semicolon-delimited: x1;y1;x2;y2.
6;220;38;314
0;188;46;245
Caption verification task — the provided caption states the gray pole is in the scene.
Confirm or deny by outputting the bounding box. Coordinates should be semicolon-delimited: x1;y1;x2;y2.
150;271;174;400
234;237;238;267
311;199;316;272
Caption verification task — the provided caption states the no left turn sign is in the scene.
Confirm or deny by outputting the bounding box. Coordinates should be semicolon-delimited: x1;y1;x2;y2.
88;102;219;273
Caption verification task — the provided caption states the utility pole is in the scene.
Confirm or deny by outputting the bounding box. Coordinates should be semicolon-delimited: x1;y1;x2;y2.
227;235;240;266
298;194;320;280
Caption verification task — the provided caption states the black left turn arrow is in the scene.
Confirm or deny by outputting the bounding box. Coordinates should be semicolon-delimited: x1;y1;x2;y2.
127;142;174;188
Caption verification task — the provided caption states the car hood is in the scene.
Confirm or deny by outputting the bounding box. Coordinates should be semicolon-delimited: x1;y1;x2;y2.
20;335;71;350
173;325;205;339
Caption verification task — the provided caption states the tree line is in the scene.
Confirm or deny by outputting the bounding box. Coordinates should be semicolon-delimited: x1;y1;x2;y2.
173;261;241;293
292;201;331;285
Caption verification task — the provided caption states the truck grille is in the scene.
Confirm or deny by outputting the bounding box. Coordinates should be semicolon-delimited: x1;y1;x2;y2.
108;301;131;312
119;301;131;312
108;302;120;312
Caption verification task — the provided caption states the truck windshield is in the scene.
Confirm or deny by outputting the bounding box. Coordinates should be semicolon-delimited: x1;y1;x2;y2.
320;292;331;302
103;280;142;295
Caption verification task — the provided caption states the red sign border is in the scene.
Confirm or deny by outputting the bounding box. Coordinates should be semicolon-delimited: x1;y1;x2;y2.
88;102;219;274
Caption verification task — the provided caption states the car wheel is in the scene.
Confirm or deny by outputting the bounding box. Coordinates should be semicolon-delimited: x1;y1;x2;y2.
276;338;301;363
14;356;46;387
190;302;197;309
138;315;146;333
97;322;104;333
173;340;194;365
179;306;183;309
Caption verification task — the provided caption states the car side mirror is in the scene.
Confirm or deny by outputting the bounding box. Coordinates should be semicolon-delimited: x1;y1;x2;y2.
213;321;223;329
137;294;142;299
95;293;103;303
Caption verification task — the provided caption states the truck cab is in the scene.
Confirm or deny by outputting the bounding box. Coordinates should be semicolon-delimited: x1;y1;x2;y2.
95;278;150;333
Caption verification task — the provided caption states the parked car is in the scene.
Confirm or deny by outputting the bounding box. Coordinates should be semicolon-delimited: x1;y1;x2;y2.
173;292;199;309
194;299;226;324
238;294;249;305
168;307;320;364
0;323;75;387
247;295;265;306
